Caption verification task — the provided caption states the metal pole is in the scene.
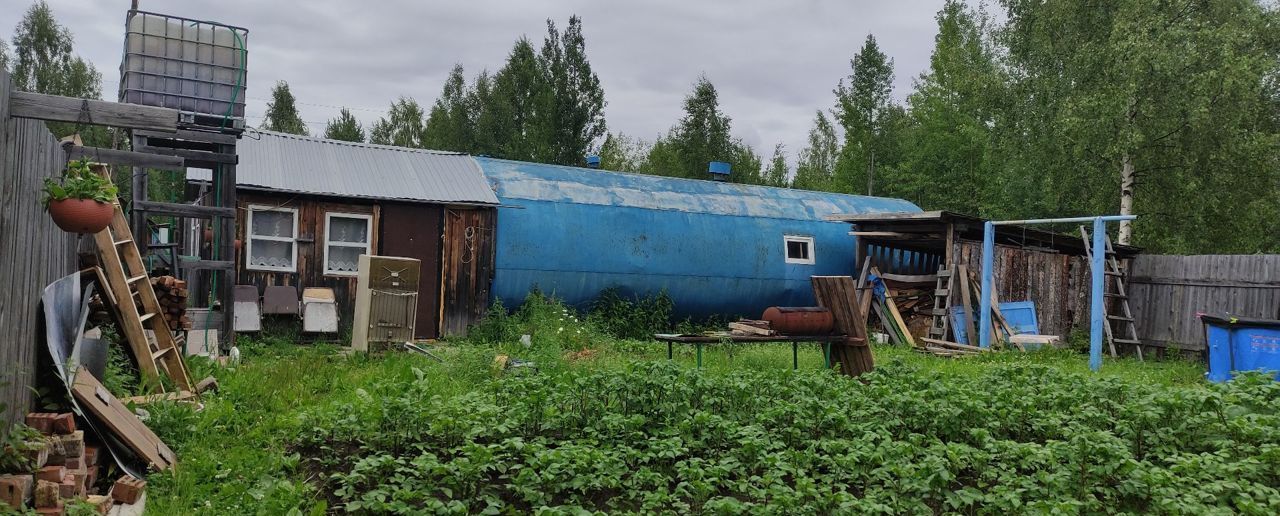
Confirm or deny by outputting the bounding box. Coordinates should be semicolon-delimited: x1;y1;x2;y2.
979;221;995;348
1090;217;1106;372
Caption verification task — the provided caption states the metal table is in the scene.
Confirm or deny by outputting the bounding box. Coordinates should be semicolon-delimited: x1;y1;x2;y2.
653;333;849;370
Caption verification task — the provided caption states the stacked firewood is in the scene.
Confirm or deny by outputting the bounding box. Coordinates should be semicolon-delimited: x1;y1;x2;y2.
150;276;191;331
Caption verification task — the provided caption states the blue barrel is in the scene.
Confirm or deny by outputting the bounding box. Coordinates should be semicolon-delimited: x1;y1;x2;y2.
1200;313;1280;382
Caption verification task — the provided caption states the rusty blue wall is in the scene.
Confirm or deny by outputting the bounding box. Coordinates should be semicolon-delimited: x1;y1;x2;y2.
478;158;921;317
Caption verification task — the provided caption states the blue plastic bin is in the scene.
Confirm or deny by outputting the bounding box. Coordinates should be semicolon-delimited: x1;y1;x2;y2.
1200;313;1280;383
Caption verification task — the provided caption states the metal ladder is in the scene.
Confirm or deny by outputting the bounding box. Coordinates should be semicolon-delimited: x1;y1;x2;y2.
928;267;953;341
94;200;194;393
1080;226;1143;360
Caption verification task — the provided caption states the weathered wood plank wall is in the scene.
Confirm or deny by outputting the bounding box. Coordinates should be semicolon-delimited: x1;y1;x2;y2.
1129;255;1280;351
957;242;1095;340
440;208;497;337
0;70;79;425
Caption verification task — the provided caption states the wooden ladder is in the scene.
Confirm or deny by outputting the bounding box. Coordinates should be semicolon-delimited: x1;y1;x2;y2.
94;200;194;392
928;267;953;341
1080;226;1143;360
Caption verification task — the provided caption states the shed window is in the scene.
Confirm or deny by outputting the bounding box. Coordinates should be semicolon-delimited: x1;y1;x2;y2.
325;212;372;276
784;235;815;265
246;206;298;272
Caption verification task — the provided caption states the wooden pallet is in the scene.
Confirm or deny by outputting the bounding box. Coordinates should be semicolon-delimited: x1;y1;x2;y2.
93;200;194;393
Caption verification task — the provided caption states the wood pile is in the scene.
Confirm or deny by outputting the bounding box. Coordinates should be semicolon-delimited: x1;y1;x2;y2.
728;320;775;336
150;276;191;331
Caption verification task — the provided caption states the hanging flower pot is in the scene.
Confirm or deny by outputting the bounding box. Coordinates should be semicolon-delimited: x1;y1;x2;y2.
42;159;118;234
47;198;114;233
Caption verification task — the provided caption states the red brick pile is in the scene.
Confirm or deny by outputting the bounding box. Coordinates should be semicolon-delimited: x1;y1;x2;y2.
0;412;144;514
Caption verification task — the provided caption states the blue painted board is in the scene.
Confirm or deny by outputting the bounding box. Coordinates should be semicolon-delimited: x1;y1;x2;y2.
951;301;1039;345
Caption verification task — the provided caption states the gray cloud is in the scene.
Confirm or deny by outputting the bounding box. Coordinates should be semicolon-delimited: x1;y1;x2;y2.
1;0;949;163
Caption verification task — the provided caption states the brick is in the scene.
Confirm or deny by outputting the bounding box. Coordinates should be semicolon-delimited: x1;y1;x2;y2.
25;413;57;434
34;479;59;508
86;495;112;514
0;474;34;509
58;476;77;499
58;431;84;458
34;502;63;515
24;439;50;469
110;476;145;505
50;414;76;435
44;437;66;465
83;446;100;467
35;466;65;483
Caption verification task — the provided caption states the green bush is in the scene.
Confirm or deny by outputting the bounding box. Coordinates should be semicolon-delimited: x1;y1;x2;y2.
587;287;674;340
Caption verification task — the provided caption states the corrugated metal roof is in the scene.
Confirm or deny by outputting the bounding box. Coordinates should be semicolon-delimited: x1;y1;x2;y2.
478;157;920;221
189;130;499;205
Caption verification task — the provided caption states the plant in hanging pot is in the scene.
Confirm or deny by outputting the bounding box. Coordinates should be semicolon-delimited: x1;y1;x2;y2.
42;159;118;234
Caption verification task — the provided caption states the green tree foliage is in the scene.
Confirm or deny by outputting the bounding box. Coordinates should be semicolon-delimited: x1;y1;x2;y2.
418;17;606;165
488;38;551;161
262;80;308;135
833;35;897;195
993;0;1280;252
891;1;1002;213
10;1;105;144
645;76;763;184
762;144;790;187
423;64;474;152
369;97;427;148
792;111;840;191
539;16;608;165
323;107;365;142
0;39;10;71
595;132;651;172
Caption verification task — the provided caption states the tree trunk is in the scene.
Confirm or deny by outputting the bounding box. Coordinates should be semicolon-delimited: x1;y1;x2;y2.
1118;152;1135;245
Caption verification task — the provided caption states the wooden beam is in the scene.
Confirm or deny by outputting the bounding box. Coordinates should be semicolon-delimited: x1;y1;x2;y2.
178;258;235;271
135;144;237;165
9;91;177;132
134;200;234;219
62;142;185;171
850;231;943;239
135;128;238;146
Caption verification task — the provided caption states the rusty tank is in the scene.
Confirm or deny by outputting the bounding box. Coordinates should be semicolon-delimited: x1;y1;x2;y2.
761;306;834;335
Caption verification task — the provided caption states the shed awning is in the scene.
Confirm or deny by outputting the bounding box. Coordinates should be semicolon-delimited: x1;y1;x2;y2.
825;210;1141;258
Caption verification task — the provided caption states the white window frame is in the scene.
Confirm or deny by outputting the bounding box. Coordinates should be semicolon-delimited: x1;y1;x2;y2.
784;235;816;265
245;205;299;272
324;212;373;277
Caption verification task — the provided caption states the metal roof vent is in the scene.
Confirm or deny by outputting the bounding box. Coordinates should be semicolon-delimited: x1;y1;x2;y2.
709;161;730;181
585;155;601;169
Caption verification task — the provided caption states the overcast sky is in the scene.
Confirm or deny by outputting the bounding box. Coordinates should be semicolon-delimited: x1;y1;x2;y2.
2;0;958;163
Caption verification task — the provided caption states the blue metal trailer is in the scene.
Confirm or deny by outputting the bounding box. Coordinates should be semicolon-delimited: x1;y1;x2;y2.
478;158;920;317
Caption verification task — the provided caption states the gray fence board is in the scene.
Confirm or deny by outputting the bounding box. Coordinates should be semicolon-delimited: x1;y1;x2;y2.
0;69;79;426
1129;254;1280;351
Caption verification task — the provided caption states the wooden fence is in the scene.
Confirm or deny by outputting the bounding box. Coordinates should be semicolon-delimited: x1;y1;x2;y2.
1129;254;1280;351
0;70;79;425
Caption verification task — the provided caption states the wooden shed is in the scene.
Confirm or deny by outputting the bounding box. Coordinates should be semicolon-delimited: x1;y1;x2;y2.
188;131;499;338
828;211;1141;341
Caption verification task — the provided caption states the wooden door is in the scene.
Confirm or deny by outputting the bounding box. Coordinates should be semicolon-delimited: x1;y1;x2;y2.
441;208;496;337
379;204;442;339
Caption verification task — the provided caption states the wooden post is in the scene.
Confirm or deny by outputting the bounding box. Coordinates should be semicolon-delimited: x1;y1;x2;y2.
217;142;237;349
129;134;148;254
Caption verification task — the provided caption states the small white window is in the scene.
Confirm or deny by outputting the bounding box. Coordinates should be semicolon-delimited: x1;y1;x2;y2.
784;235;815;265
246;206;298;272
324;212;372;276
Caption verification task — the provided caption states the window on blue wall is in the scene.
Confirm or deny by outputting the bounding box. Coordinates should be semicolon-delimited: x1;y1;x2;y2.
784;235;815;265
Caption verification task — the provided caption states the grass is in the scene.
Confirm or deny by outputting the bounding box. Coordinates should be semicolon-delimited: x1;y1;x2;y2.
141;332;1210;514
